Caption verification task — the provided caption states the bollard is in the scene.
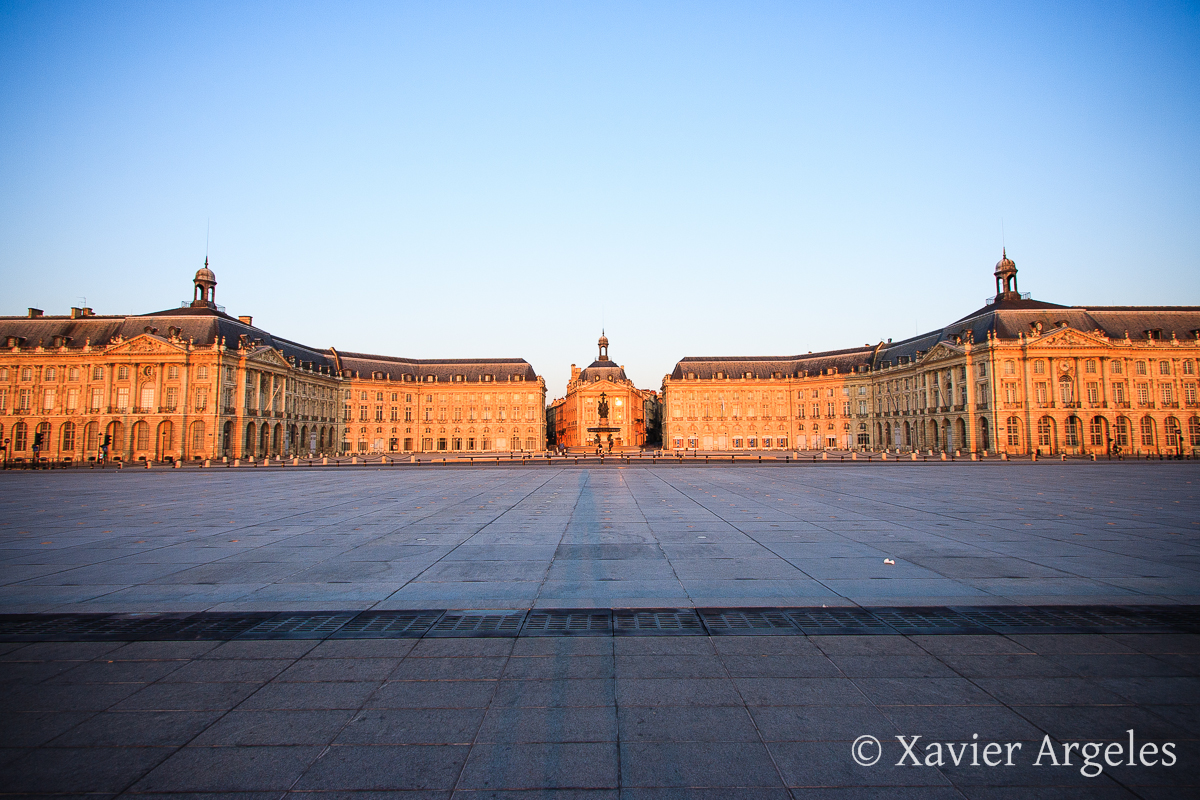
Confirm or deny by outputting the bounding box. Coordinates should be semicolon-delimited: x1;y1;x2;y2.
911;452;917;461
1031;452;1037;461
352;456;357;465
851;452;857;461
1061;454;1066;461
881;453;887;461
174;460;181;469
1001;453;1008;461
322;457;329;466
204;459;211;468
234;459;240;467
940;452;947;461
1091;453;1096;461
145;460;151;469
971;453;978;461
821;452;827;460
293;457;299;466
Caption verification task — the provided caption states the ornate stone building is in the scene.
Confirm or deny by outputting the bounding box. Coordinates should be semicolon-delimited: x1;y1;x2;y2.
664;252;1200;456
548;333;656;450
0;266;543;462
334;352;545;455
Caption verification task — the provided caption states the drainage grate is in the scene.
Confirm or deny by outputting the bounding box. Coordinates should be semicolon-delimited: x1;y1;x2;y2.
0;605;1195;641
141;614;273;641
958;606;1198;634
426;611;526;637
872;608;990;635
522;610;612;636
613;609;704;635
237;612;357;639
699;608;797;635
785;608;895;635
330;611;444;639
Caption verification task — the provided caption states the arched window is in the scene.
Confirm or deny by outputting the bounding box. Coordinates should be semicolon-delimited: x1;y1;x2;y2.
35;422;52;453
84;422;98;454
245;422;256;456
1189;416;1200;447
1164;417;1181;450
1115;417;1129;449
1064;416;1080;447
1140;416;1156;448
1037;416;1053;448
61;421;76;452
1006;416;1021;447
13;421;27;451
191;421;205;454
1089;416;1106;447
133;421;149;451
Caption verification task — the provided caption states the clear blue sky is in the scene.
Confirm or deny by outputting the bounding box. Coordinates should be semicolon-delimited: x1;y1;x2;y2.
2;1;1197;398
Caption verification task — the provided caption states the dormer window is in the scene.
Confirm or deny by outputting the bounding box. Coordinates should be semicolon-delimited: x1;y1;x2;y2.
425;375;435;382
1145;329;1162;341
715;372;724;379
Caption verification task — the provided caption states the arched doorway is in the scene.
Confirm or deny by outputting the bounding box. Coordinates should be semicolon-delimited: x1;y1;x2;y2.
259;424;270;457
244;422;256;457
105;421;124;460
978;417;990;451
1164;417;1182;453
955;418;967;452
190;421;205;459
222;420;233;456
1089;416;1109;453
1037;416;1055;455
156;420;174;461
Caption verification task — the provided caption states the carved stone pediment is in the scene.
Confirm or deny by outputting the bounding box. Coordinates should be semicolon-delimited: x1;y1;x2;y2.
919;342;963;363
1035;327;1106;348
244;347;291;370
105;334;183;355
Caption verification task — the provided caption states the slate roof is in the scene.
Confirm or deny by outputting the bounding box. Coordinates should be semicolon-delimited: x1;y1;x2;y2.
578;359;628;383
333;351;538;383
0;306;538;381
670;294;1200;378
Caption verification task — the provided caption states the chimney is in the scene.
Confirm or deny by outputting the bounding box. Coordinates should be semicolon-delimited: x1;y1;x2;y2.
70;307;83;319
238;315;253;326
27;308;43;318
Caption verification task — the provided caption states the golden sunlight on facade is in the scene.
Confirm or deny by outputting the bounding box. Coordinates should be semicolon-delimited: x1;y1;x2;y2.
663;252;1200;457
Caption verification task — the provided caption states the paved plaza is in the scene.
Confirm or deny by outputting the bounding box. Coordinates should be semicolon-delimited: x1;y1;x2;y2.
1;463;1198;612
1;463;1198;797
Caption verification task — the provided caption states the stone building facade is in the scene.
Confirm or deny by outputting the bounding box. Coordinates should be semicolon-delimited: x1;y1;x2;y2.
334;352;545;455
0;267;543;462
549;334;657;450
663;253;1200;456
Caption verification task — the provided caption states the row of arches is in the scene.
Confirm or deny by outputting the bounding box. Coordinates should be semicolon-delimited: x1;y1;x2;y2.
879;418;974;452
1;419;337;461
1009;414;1199;455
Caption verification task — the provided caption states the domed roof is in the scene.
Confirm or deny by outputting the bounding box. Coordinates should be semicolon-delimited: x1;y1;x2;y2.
598;332;609;348
994;248;1016;274
194;259;217;285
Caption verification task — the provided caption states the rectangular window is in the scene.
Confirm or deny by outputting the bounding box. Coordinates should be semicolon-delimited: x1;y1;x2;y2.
67;388;78;411
1136;383;1150;405
1136;361;1147;375
1160;361;1171;376
1111;360;1123;375
1114;382;1126;404
359;405;368;421
167;365;179;380
1086;382;1099;404
165;387;178;411
140;385;154;411
1035;383;1047;404
116;387;129;412
375;406;383;422
1185;382;1197;404
42;388;55;411
1161;384;1174;405
92;366;104;380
